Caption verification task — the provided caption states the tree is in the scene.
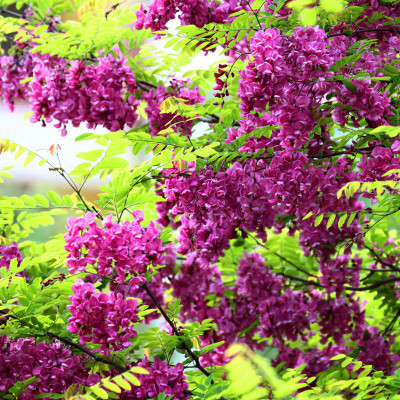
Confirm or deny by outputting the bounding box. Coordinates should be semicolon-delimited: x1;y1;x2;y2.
1;0;400;398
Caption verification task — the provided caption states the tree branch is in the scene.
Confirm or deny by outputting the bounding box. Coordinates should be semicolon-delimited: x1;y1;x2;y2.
281;274;400;292
0;310;127;372
328;27;400;38
364;245;400;271
46;333;128;372
141;282;211;377
0;8;24;18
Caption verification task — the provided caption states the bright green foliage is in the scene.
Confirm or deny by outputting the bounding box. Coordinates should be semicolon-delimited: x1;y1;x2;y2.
1;0;400;400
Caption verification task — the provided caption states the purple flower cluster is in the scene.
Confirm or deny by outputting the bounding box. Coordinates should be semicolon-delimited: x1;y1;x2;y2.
0;53;33;111
339;0;400;52
0;241;22;271
29;51;138;135
0;43;139;136
319;255;362;294
170;252;317;364
157;152;363;269
67;279;140;354
334;80;392;128
358;327;400;374
237;253;315;342
357;146;400;202
315;293;365;345
134;0;247;31
0;335;96;399
237;25;394;153
238;26;337;151
64;211;165;283
120;358;189;400
157;162;276;268
110;245;176;323
274;343;346;377
142;79;204;136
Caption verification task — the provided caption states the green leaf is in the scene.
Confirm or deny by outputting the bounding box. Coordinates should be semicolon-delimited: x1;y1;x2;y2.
24;151;36;167
76;149;104;161
314;214;323;227
341;357;353;368
303;211;313;220
337;214;347;229
62;195;74;207
331;354;347;361
320;0;346;12
300;7;318;25
123;372;141;386
112;376;131;391
326;214;336;229
33;194;50;207
91;385;109;398
129;366;149;375
47;191;62;206
102;380;121;393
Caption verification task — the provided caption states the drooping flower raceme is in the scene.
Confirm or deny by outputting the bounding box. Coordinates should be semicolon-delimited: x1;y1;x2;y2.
119;357;190;400
67;279;140;354
64;211;166;283
0;335;97;400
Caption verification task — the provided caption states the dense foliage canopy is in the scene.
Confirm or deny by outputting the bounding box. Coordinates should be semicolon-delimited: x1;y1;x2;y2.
1;0;400;398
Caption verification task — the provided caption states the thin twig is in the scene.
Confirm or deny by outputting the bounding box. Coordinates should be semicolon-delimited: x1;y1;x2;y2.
142;283;211;377
0;8;24;18
249;234;317;278
46;333;128;372
328;27;400;38
364;245;400;271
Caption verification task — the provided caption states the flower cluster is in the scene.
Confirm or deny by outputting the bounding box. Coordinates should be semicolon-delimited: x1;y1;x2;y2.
237;253;315;342
357;146;400;201
0;241;22;271
319;255;362;294
157;162;277;268
29;51;138;135
358;326;400;374
238;26;337;151
0;53;33;111
120;358;189;400
0;336;96;399
67;279;140;354
170;253;317;365
64;211;165;283
134;0;248;31
237;24;393;153
157;152;364;268
142;78;204;136
110;245;176;323
315;293;366;345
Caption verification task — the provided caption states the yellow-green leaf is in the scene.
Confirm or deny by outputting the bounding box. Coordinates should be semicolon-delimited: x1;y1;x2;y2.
123;372;141;386
326;214;336;229
314;214;323;227
91;385;109;399
102;380;121;393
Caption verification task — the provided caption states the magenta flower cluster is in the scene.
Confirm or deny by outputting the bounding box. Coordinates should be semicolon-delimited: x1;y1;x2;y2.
168;251;397;373
0;53;33;112
67;279;140;354
29;51;138;135
142;78;205;136
134;0;248;31
120;358;189;400
0;335;97;399
157;152;363;269
64;211;165;283
0;241;23;271
157;161;277;268
237;25;393;154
